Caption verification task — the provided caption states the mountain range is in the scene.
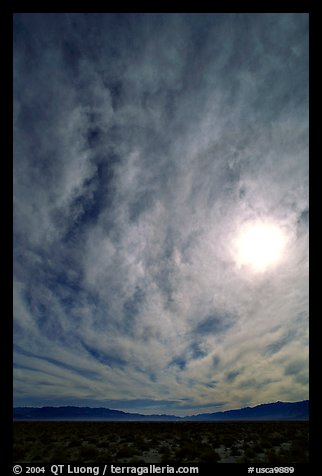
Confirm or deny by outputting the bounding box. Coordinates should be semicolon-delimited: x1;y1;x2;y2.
14;400;308;421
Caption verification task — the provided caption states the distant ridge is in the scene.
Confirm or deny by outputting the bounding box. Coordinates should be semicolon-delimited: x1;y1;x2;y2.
13;406;179;421
13;400;308;421
185;400;309;421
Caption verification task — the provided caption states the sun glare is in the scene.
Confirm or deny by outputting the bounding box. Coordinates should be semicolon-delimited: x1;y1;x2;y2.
234;221;287;273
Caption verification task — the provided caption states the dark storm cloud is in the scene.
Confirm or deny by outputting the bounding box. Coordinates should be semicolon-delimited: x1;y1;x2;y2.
13;13;308;415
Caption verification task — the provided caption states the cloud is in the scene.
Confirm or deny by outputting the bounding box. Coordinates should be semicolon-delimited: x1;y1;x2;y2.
225;370;242;383
13;13;308;416
195;312;237;335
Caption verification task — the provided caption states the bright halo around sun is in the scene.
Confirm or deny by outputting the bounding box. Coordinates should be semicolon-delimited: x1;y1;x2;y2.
234;220;287;273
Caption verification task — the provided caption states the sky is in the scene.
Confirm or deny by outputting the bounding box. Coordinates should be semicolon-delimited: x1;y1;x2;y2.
13;13;309;416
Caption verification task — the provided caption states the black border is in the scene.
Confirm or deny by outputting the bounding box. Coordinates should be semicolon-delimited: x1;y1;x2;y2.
1;0;13;471
7;2;315;474
9;1;312;14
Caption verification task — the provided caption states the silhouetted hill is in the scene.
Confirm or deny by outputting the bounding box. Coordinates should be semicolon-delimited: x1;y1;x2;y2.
13;400;308;421
187;400;309;420
13;406;179;421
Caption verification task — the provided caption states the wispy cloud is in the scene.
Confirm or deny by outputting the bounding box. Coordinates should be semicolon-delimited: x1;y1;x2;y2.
13;13;308;416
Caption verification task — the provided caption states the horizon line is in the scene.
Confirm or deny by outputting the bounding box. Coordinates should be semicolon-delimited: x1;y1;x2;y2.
13;399;309;418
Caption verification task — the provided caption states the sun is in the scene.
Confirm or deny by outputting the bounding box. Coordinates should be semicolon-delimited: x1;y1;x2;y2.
234;220;287;273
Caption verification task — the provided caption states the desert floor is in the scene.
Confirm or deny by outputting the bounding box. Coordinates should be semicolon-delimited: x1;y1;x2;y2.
13;420;309;464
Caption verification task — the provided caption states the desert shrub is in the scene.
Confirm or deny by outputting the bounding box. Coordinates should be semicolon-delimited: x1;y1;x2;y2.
97;439;110;448
160;454;172;463
230;445;242;456
265;448;280;464
87;436;99;444
245;447;257;459
115;445;137;458
289;441;308;463
130;456;147;464
13;444;27;461
253;442;264;454
269;432;284;446
26;436;36;443
135;439;150;452
208;438;219;448
79;444;99;460
221;435;235;447
199;448;220;463
121;433;134;443
149;436;161;448
50;447;73;461
94;449;113;462
67;438;79;448
276;449;293;464
175;443;199;460
13;420;309;465
159;444;171;455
